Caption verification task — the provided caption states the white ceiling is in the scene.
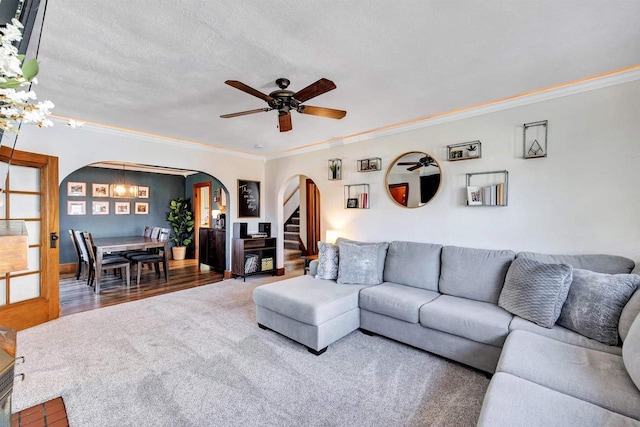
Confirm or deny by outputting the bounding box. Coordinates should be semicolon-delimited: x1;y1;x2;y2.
34;1;640;157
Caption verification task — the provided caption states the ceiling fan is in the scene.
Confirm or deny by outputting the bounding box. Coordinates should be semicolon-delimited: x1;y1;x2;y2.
220;78;346;132
398;155;437;171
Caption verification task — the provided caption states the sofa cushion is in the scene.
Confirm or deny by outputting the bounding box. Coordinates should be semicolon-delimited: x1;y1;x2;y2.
439;246;515;304
623;314;640;392
253;275;367;325
336;238;389;283
557;269;639;345
509;316;622;355
478;372;640;427
316;242;339;280
419;295;512;347
497;330;640;420
517;251;635;274
337;241;388;285
383;241;442;291
498;257;572;328
359;282;440;324
620;289;640;342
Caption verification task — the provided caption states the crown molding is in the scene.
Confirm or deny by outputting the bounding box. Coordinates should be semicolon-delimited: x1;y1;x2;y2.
266;65;640;160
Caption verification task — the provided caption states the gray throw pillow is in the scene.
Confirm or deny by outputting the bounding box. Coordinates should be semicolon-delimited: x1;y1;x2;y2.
337;241;381;285
498;257;573;328
557;269;639;345
623;314;640;391
316;242;339;280
336;237;389;282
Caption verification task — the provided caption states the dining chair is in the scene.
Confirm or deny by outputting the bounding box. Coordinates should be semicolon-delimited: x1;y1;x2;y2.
143;225;152;238
69;229;88;280
82;232;131;288
124;226;156;259
151;227;161;239
129;230;169;285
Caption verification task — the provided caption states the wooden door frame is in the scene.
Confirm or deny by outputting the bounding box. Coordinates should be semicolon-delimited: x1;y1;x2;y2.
192;181;211;261
0;146;59;330
305;179;320;255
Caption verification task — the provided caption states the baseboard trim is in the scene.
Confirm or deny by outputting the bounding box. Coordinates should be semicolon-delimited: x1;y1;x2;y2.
224;270;233;279
276;268;285;276
60;263;76;274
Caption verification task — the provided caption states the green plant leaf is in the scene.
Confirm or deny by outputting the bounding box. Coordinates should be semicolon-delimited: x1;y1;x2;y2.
21;59;39;81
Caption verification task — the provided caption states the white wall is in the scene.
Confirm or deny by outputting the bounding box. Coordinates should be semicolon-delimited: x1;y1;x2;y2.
265;80;640;269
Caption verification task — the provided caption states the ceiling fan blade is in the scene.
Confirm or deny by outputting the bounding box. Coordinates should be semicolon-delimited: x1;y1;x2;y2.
220;108;271;118
397;162;419;165
293;78;336;103
298;105;346;119
225;80;274;102
407;164;421;172
278;112;292;132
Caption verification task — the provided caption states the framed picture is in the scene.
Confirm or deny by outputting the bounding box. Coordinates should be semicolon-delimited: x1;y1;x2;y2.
67;200;86;215
328;158;342;180
134;202;149;215
238;179;260;218
67;181;86;197
466;186;483;206
357;157;382;172
137;186;150;199
92;201;109;215
523;120;548;159
346;198;358;208
92;183;109;198
114;202;130;215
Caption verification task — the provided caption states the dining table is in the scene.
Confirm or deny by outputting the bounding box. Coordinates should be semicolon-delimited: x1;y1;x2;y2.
91;235;169;293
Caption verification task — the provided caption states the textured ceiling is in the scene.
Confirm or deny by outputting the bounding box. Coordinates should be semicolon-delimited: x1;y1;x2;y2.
34;1;640;156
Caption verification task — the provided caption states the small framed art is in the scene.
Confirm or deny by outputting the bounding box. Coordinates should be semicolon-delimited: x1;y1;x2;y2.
523;120;548;159
67;182;86;197
92;183;109;198
134;202;149;215
92;201;109;215
114;202;130;215
137;186;150;199
67;200;86;215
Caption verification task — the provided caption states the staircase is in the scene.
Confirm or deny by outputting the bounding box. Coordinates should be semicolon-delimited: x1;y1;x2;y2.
283;209;305;272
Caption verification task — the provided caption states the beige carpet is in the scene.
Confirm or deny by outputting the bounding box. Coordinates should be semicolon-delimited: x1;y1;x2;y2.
13;271;489;426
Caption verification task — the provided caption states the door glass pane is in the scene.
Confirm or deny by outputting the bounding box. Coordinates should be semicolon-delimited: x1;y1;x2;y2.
11;248;40;274
0;192;5;219
9;165;39;192
0;279;5;306
25;220;40;245
9;273;40;303
9;193;40;218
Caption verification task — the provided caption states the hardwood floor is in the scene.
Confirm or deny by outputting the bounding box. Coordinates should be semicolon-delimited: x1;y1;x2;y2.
60;259;224;316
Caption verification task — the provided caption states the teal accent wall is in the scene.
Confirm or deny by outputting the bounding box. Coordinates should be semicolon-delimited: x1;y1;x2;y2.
60;167;185;264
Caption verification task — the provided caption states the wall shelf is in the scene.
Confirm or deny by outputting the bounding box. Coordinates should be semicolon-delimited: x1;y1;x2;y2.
344;184;370;209
357;158;381;172
447;141;482;161
465;170;508;207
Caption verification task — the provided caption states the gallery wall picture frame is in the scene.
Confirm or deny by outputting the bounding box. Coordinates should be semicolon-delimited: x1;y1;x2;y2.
134;202;149;215
67;200;86;215
92;201;109;215
137;186;150;199
114;202;130;215
328;158;342;181
92;183;109;198
67;181;86;197
447;141;482;161
523;120;548;159
238;179;260;218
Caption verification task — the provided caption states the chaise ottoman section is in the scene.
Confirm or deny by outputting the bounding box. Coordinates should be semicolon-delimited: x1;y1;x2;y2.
253;275;370;354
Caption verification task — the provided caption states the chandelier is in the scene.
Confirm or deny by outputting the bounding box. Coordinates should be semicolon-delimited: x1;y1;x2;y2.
109;163;138;198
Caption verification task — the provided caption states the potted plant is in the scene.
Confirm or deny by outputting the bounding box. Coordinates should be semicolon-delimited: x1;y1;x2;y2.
466;144;479;157
167;198;195;260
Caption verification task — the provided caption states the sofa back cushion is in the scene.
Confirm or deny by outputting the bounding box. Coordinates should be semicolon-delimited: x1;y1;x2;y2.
336;237;388;283
383;241;442;291
439;246;515;304
517;252;635;274
622;313;640;391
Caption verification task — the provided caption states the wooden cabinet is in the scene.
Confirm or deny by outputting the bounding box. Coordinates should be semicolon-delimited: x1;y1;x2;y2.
232;237;276;281
199;228;226;272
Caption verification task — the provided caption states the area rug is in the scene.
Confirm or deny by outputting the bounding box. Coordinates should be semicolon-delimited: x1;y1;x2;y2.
13;274;489;426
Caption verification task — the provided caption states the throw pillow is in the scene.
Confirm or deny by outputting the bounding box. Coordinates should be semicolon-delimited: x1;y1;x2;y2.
622;314;640;391
498;257;573;328
336;237;389;282
316;242;339;280
337;241;381;285
557;269;639;345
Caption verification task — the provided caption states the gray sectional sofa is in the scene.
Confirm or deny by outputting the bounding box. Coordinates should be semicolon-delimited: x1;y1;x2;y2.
252;239;640;426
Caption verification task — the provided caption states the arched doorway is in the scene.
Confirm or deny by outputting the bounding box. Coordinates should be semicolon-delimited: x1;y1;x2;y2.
282;175;320;272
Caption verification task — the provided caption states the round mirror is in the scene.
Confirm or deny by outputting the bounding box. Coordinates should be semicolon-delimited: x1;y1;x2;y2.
386;151;442;208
